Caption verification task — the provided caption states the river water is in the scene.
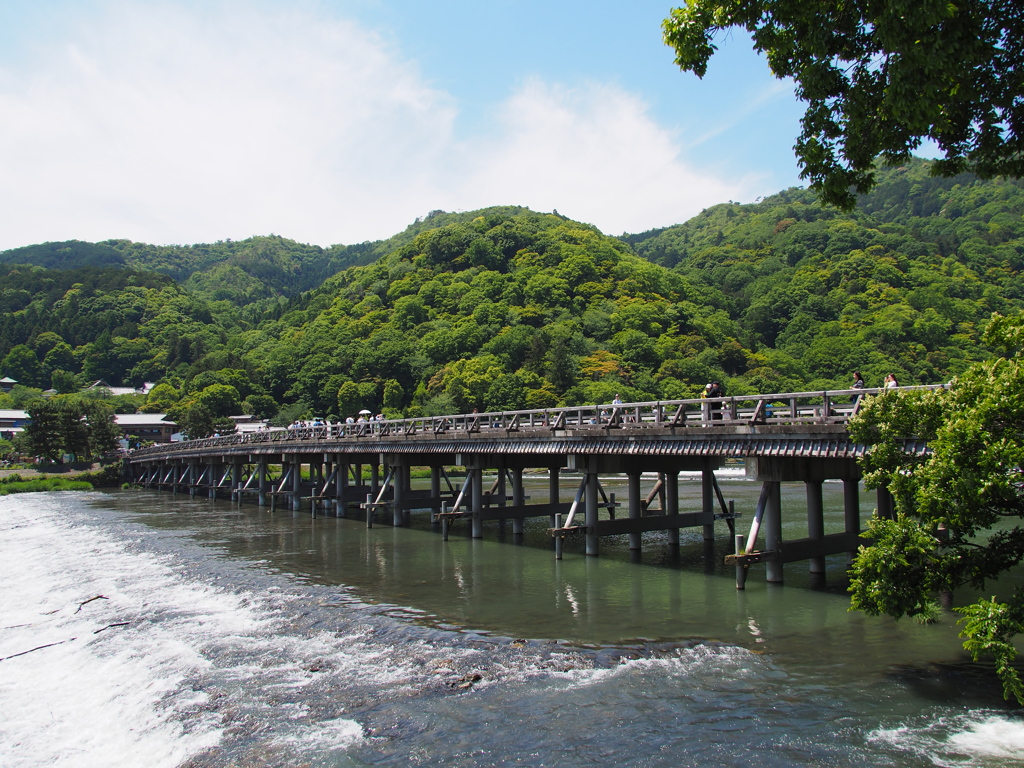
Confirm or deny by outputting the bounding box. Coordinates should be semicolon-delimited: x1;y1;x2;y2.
2;478;1024;767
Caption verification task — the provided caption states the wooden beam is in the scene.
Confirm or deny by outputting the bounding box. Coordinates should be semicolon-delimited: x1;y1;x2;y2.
594;512;714;535
440;502;573;521
778;532;868;563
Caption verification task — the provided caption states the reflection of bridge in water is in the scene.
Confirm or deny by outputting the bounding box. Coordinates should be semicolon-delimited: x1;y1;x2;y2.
127;388;932;587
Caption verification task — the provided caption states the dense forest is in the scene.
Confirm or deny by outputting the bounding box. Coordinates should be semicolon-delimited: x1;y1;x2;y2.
1;159;1022;436
625;161;1024;387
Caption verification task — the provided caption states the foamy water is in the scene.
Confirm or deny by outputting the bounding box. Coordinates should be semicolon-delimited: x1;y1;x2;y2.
870;714;1024;767
0;494;365;767
1;493;709;766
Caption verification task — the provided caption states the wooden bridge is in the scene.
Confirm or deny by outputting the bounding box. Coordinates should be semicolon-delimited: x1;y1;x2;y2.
126;387;932;586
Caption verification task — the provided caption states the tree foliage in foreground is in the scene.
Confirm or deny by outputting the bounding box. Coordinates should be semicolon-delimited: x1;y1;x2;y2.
849;313;1024;702
663;0;1024;208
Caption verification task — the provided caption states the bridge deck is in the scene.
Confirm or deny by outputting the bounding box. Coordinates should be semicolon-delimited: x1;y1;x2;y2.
128;386;935;463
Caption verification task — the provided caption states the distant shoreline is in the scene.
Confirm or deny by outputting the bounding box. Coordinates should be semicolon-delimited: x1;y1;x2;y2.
0;462;122;488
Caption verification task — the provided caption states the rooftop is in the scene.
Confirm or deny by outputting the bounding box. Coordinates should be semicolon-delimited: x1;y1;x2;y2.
114;413;176;426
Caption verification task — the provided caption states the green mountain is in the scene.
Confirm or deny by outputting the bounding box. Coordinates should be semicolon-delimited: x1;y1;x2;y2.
0;234;381;312
622;159;1024;389
0;209;542;314
238;207;725;416
0;241;127;270
0;263;219;392
1;160;1022;430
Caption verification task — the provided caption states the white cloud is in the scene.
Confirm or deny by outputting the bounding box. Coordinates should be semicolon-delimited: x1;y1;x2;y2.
0;2;457;249
0;2;750;250
450;79;750;234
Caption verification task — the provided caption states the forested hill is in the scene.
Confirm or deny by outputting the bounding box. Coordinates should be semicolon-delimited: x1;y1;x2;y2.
0;161;1022;433
622;159;1024;390
0;207;539;312
0;235;380;310
239;209;727;417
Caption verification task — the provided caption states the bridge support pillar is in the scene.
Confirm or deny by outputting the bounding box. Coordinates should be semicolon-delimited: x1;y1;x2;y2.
318;458;331;516
496;467;507;528
765;481;783;583
628;472;641;551
548;467;560;529
430;466;441;500
311;460;320;512
232;458;243;502
806;479;825;574
702;463;715;541
844;479;860;563
258;459;268;507
430;466;443;527
209;460;220;500
336;456;347;517
471;466;484;538
666;471;680;548
189;460;198;497
585;469;599;556
392;460;407;527
512;468;525;535
292;459;302;512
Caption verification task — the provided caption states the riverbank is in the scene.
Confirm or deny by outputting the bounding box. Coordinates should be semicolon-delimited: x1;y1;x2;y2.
0;462;122;493
0;475;94;494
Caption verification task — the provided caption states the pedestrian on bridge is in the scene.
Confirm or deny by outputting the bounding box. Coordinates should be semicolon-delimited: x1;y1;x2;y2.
851;371;865;405
707;381;725;421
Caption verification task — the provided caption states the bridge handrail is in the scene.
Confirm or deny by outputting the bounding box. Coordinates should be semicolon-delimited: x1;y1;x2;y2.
130;385;944;459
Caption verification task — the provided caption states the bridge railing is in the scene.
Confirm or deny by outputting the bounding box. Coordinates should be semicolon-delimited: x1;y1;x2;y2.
130;385;943;459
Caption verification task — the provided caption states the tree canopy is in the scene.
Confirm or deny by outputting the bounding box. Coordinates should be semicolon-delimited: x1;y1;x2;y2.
663;0;1024;208
21;396;121;462
848;312;1024;702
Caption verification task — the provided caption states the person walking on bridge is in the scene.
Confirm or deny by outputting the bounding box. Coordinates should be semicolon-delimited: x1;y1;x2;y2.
705;381;724;421
851;371;865;406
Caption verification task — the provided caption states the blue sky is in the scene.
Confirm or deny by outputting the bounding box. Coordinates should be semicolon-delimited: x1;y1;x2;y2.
0;0;807;250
